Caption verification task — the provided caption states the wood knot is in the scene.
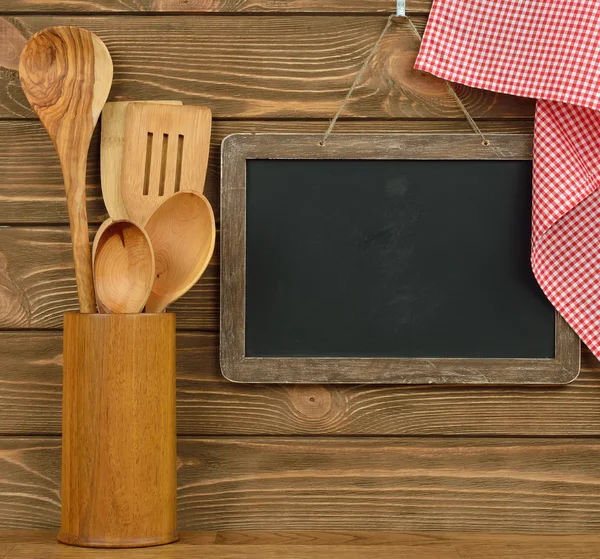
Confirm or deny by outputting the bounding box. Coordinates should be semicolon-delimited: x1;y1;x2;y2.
0;19;26;71
0;250;29;327
286;386;332;419
385;50;448;98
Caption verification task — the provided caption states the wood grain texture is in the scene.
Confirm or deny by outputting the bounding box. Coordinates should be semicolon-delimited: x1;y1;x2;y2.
202;532;600;545
5;543;462;559
4;533;600;559
60;313;177;547
0;531;58;544
6;530;600;546
0;119;534;225
2;437;600;532
0;331;599;436
0;1;432;13
0;226;218;329
4;532;600;559
0;19;26;71
455;543;600;559
0;16;534;119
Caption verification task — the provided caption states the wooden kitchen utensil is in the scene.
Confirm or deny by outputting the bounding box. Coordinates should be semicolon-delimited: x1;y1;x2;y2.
91;217;114;265
120;103;212;225
19;26;113;313
101;100;183;220
144;191;216;313
93;219;155;314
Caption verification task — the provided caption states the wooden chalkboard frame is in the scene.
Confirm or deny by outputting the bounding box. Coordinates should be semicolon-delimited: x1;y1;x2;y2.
220;133;580;384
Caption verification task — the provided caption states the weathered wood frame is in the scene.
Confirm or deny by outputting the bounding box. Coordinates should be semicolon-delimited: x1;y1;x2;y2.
220;133;580;384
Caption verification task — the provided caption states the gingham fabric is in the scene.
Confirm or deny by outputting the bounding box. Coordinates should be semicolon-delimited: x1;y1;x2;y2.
414;0;600;359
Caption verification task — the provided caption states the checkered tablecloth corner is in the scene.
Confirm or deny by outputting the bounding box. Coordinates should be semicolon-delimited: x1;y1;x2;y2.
414;0;600;359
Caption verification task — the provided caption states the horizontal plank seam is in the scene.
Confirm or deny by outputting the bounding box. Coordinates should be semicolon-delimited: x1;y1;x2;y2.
0;221;222;227
155;434;600;439
0;223;103;227
0;117;535;123
2;434;600;440
0;544;15;559
0;11;431;17
0;327;218;334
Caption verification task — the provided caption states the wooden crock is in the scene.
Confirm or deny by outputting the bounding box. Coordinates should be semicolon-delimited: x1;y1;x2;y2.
58;312;178;548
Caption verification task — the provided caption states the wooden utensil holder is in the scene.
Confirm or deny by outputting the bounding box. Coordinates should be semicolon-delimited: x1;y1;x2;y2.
58;313;178;548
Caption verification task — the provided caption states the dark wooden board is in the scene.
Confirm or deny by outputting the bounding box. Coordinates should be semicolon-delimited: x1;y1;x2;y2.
0;120;534;225
0;227;218;330
195;532;600;546
0;16;534;119
0;1;595;537
5;529;600;546
0;0;433;13
1;542;462;559
2;437;600;532
1;332;597;436
221;133;580;384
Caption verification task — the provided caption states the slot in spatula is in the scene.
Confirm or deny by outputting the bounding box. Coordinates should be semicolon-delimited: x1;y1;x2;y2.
101;100;183;221
120;103;212;225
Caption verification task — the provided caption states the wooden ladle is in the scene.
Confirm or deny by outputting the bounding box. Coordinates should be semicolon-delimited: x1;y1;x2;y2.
19;26;113;313
144;191;216;313
93;219;155;314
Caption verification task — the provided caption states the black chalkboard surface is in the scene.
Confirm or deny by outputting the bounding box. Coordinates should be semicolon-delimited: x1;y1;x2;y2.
246;159;554;359
220;134;580;384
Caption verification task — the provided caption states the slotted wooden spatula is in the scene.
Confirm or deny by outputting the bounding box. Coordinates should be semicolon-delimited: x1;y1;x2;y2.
120;103;212;225
101;100;182;221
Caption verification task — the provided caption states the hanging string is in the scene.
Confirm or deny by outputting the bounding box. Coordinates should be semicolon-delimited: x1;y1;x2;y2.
405;17;492;147
319;14;494;149
319;14;395;147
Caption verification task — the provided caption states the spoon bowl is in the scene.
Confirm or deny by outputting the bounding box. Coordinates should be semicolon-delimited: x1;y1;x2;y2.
93;219;155;314
91;218;114;264
144;191;216;313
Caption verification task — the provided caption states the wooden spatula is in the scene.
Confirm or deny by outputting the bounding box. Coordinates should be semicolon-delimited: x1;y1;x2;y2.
120;103;212;225
100;100;183;221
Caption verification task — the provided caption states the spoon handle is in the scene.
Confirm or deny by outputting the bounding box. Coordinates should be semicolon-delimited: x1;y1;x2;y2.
62;155;96;314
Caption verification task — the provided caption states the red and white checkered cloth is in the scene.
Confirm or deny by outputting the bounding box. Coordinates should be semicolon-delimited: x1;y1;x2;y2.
415;0;600;359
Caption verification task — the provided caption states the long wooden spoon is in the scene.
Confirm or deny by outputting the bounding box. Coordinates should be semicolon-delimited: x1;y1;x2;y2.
93;219;155;314
19;26;113;313
144;191;216;313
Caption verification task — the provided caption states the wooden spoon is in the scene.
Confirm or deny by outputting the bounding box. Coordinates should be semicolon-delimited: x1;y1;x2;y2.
144;191;216;313
19;26;113;313
93;219;155;314
91;217;114;266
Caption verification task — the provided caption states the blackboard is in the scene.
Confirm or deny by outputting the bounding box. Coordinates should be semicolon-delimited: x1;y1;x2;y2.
221;134;580;384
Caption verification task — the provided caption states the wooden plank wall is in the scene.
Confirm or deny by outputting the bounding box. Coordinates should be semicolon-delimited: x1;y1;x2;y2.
0;1;598;532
